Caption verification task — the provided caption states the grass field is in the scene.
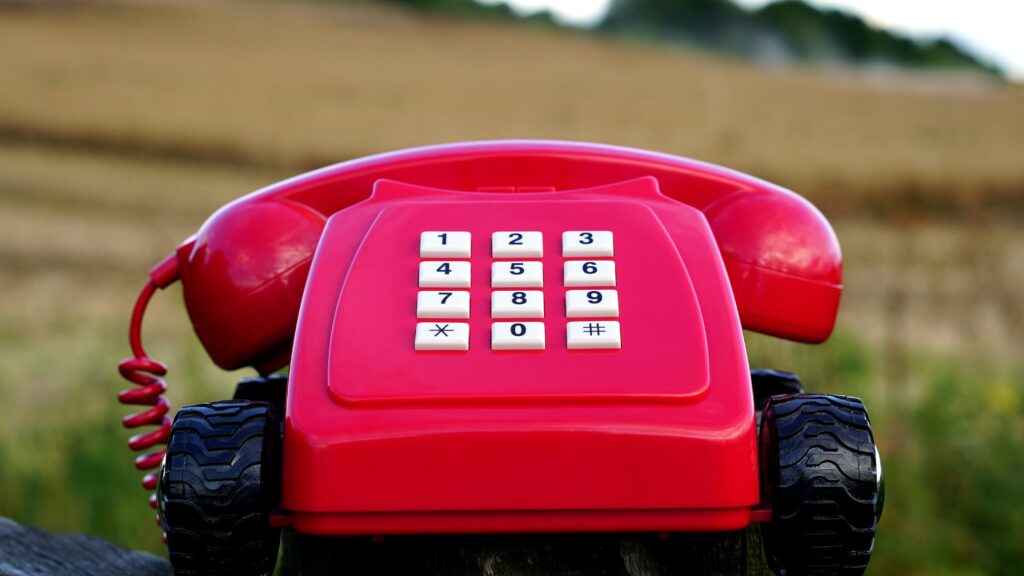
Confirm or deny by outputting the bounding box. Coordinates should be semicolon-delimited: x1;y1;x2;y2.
1;0;1023;574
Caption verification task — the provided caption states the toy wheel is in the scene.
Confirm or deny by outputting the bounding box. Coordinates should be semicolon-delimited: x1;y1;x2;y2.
760;394;881;576
159;400;282;576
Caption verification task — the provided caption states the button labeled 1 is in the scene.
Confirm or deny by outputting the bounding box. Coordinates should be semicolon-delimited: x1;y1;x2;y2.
563;231;613;257
420;231;471;258
492;322;545;350
492;261;543;288
492;290;544;318
417;291;470;319
493;231;543;258
419;261;471;288
564;260;615;287
566;289;618;318
567;321;621;349
415;322;470;351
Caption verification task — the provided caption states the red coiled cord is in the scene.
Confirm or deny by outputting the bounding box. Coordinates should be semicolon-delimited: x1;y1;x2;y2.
117;254;180;530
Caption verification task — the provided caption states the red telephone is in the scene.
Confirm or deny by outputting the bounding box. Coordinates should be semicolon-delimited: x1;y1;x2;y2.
118;141;878;576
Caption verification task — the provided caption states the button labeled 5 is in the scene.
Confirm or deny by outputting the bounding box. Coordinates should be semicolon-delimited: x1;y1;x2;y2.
417;291;470;319
492;261;543;287
493;231;543;258
566;289;618;318
420;231;471;258
419;261;471;288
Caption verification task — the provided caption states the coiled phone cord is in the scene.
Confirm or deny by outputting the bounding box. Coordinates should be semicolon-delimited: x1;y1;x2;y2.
117;255;179;532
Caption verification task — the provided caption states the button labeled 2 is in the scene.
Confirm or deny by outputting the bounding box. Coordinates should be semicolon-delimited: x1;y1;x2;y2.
419;261;471;288
566;289;619;318
417;291;470;319
563;231;613;257
492;322;545;350
493;231;543;258
420;231;471;258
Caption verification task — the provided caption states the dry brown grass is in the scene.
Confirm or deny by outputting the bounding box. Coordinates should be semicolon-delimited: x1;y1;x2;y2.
2;0;1023;215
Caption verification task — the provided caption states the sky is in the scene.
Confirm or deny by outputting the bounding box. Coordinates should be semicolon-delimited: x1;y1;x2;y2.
478;0;1024;80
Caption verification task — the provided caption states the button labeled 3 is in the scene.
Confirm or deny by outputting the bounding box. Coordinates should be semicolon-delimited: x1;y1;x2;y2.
563;231;613;257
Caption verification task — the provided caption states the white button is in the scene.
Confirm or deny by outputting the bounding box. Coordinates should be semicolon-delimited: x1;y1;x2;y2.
564;260;616;287
492;290;544;318
492;322;545;350
567;321;621;349
417;291;470;319
415;322;470;351
492;261;544;288
563;231;613;257
566;289;619;318
420;231;471;258
493;231;543;258
419;261;471;288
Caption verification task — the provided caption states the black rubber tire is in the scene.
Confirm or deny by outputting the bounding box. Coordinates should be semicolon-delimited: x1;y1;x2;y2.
234;374;287;421
760;394;881;576
159;400;282;576
751;369;803;412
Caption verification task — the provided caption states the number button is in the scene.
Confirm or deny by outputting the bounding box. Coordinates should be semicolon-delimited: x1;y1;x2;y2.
491;261;543;287
415;322;470;351
567;321;621;349
417;291;470;319
491;322;545;350
566;289;619;318
420;231;471;258
563;231;613;257
492;290;544;318
563;260;615;287
419;261;471;287
492;231;543;258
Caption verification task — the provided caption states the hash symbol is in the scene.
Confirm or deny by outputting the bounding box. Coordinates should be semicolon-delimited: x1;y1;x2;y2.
430;324;452;337
583;323;606;336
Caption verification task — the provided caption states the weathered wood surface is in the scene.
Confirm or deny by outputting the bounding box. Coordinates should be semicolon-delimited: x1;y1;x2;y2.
0;516;772;576
0;517;170;576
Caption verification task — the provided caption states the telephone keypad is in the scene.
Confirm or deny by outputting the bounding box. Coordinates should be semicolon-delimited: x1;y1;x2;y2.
492;261;544;288
492;290;544;318
563;260;616;287
419;260;471;288
566;289;619;318
415;322;470;351
491;322;546;350
566;321;621;349
562;231;614;257
492;231;543;258
417;290;470;319
420;231;471;258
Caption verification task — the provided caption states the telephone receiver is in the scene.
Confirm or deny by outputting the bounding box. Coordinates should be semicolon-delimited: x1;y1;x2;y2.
162;140;840;375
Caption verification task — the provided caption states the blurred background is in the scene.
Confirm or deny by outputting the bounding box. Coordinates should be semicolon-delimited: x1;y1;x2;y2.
1;0;1022;574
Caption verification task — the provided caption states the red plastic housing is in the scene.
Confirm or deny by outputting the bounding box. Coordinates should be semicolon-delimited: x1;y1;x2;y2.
176;141;841;373
169;141;842;535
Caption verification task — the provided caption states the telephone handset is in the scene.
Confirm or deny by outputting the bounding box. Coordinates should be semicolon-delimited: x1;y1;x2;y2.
118;140;842;526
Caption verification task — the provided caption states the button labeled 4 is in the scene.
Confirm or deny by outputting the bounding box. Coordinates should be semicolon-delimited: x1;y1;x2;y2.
419;261;471;288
